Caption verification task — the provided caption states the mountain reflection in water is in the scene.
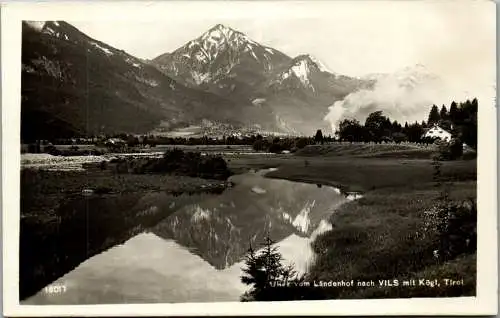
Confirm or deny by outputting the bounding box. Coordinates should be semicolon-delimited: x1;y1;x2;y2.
24;169;358;304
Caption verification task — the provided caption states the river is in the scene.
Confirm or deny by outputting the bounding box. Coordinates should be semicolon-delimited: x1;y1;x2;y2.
22;168;359;304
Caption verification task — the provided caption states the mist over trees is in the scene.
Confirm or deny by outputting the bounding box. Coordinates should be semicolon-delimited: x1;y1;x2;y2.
336;98;478;149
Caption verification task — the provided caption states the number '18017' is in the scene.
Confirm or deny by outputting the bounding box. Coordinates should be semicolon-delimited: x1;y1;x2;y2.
44;284;67;294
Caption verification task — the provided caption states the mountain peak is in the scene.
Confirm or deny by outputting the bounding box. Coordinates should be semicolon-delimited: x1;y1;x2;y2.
24;21;46;32
158;23;291;87
293;54;332;73
293;53;313;61
210;23;231;31
273;56;318;91
36;21;89;43
200;23;241;42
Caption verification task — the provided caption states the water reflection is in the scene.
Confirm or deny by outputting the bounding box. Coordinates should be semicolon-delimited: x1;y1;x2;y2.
151;169;350;269
23;169;359;304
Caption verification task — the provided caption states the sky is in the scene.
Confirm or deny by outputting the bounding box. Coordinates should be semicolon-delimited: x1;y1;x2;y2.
18;0;486;130
68;0;495;83
67;0;495;127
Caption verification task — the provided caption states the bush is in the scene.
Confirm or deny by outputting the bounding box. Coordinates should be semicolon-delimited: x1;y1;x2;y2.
137;149;231;180
99;161;108;171
461;151;477;160
423;155;476;261
268;143;283;154
295;138;310;149
28;143;40;153
422;199;476;261
436;138;463;160
252;140;265;152
449;138;463;159
93;186;113;194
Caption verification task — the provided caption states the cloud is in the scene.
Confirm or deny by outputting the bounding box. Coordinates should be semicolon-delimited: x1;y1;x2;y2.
324;64;494;132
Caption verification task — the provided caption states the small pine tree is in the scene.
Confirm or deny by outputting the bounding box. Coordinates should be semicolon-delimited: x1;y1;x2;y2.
314;129;324;144
428;104;440;125
240;235;299;301
449;101;459;123
439;105;448;120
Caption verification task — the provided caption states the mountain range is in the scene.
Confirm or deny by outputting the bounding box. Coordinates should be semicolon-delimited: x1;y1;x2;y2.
21;21;379;141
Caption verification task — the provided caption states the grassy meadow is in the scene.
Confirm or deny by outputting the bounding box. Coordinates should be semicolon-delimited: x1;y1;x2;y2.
228;143;477;298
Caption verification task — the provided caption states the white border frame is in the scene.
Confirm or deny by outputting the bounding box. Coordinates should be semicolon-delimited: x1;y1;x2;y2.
2;1;497;316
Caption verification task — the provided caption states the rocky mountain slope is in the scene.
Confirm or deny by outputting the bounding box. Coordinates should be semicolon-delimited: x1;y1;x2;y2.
21;21;257;142
152;24;371;135
151;24;291;100
23;21;375;139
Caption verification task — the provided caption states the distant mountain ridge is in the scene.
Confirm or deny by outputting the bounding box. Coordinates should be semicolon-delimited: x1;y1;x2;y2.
22;21;263;141
151;24;371;135
23;21;377;139
152;24;290;91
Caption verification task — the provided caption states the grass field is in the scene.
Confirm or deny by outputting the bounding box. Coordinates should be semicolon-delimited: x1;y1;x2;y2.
308;181;476;298
295;142;439;158
228;143;477;298
227;155;475;193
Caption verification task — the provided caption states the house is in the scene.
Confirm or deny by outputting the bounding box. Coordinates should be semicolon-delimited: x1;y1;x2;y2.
104;138;127;149
422;124;452;142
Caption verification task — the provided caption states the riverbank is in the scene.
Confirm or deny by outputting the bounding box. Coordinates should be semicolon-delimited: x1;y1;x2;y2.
227;146;477;299
20;167;230;300
308;180;476;298
227;155;475;192
21;169;229;218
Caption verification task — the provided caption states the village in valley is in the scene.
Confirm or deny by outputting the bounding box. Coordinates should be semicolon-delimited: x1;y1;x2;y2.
22;100;476;157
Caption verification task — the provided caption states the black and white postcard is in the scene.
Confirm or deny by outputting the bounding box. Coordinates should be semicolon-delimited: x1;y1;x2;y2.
1;0;497;316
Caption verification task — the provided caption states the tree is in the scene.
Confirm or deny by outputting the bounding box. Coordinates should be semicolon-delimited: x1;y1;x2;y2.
392;132;407;143
403;122;424;143
428;104;440;125
443;98;478;150
240;236;300;301
268;142;283;154
126;135;139;147
471;98;478;110
449;101;459;123
392;120;402;132
252;140;265;152
439;105;448;121
338;118;364;142
314;129;324;144
365;111;390;142
295;137;309;149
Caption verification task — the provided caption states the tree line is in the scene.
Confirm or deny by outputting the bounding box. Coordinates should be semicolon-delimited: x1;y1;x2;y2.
24;98;478;154
335;98;478;149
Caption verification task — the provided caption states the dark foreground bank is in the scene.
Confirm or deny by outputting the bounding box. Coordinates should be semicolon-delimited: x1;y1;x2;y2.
20;151;233;300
